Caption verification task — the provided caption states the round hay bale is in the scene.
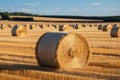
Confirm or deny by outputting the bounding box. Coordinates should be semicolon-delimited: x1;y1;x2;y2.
30;24;37;30
98;24;103;30
85;24;89;27
52;24;56;28
112;24;119;27
93;24;98;27
82;24;86;27
47;24;53;29
8;24;13;28
41;24;48;29
52;24;59;29
74;24;81;29
89;24;92;27
39;24;44;29
59;25;70;31
102;24;112;31
69;24;74;29
110;27;120;37
24;24;30;30
47;24;51;27
12;25;27;37
36;32;90;70
1;24;7;30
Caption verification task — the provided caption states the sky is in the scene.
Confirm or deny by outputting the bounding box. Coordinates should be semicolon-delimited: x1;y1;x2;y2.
0;0;120;16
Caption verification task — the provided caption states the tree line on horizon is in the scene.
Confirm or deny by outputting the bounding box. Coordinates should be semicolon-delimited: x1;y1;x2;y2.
0;12;120;22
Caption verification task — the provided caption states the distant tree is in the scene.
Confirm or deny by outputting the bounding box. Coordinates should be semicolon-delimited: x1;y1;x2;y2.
0;12;10;20
9;12;40;17
0;11;120;22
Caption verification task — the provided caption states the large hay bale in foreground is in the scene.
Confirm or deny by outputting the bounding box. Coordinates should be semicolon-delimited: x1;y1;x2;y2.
36;32;90;70
102;24;112;31
59;25;70;31
110;27;120;37
12;25;27;37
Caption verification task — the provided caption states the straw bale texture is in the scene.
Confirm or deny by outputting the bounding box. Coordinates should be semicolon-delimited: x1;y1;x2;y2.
98;24;103;30
8;24;13;28
47;24;52;27
110;27;120;37
41;24;48;29
39;24;44;29
24;24;30;29
11;25;27;37
36;32;90;70
0;24;7;30
30;24;37;30
74;24;82;29
82;24;86;27
53;24;59;29
113;23;120;27
102;24;112;31
59;25;70;31
89;24;92;27
93;24;98;27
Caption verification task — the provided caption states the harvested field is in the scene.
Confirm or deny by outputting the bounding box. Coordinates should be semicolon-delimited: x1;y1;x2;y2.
0;21;120;80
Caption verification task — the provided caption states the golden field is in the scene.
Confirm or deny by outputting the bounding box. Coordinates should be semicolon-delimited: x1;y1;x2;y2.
0;20;120;80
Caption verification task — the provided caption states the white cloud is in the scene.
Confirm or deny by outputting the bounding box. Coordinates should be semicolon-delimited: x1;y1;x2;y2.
68;8;81;13
91;1;104;6
8;6;119;16
112;0;120;3
83;1;104;6
0;8;17;12
36;8;87;15
21;8;31;12
93;7;120;11
110;8;120;11
22;3;41;7
23;3;36;6
20;8;37;13
111;1;120;6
